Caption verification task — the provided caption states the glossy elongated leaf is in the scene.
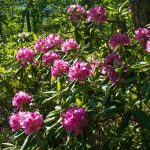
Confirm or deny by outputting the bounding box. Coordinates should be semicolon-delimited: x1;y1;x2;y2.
20;135;31;150
144;56;150;63
117;111;131;134
105;105;124;118
12;131;25;141
134;109;150;129
35;133;48;150
57;78;61;91
2;143;14;147
131;62;149;69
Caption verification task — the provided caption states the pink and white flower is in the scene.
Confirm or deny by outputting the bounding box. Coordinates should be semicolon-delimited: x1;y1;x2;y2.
43;51;60;65
69;61;90;80
109;33;130;49
67;4;86;21
87;5;107;23
51;59;69;77
12;91;32;109
16;47;34;62
61;107;88;135
62;39;78;53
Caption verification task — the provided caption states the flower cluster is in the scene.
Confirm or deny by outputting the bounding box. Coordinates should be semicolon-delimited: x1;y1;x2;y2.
69;61;91;80
47;34;63;47
51;59;69;77
43;51;60;65
87;5;107;24
61;39;78;53
61;107;88;135
146;40;150;53
135;28;150;43
9;112;43;134
135;28;150;53
103;53;123;83
16;47;34;62
109;33;130;49
34;34;62;52
12;91;32;109
67;4;86;21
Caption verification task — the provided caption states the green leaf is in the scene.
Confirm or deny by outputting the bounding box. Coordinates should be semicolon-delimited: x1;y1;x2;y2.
44;117;56;124
35;133;48;150
134;109;150;129
76;98;82;106
0;66;7;74
12;131;25;141
2;143;14;147
131;62;149;69
42;94;59;104
105;105;124;118
57;78;61;91
20;135;31;150
118;111;131;134
75;28;81;44
32;33;38;41
46;118;62;133
144;56;150;63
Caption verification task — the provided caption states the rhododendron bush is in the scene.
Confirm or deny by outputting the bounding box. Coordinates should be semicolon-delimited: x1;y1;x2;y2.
1;0;150;150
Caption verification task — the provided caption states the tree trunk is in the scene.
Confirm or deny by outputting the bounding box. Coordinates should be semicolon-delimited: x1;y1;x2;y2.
0;22;3;41
26;10;31;32
129;0;150;28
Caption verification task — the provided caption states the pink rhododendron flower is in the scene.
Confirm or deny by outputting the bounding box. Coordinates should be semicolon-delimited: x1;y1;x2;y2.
67;4;86;21
103;53;123;83
9;113;21;131
62;39;78;53
61;107;88;135
20;112;43;134
51;59;69;77
16;47;34;62
34;34;62;52
87;5;107;23
47;34;63;47
109;33;130;49
69;61;91;80
12;91;32;109
146;40;150;53
34;38;52;52
43;51;60;65
135;28;150;43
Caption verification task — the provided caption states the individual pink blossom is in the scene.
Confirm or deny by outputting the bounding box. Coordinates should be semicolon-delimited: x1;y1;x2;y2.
69;61;91;80
43;51;60;65
109;33;130;49
16;47;34;62
61;107;88;135
146;40;150;53
9;113;21;131
12;91;32;109
103;53;123;83
20;112;43;134
87;5;107;23
62;39;78;53
51;59;69;77
135;28;150;43
67;4;86;21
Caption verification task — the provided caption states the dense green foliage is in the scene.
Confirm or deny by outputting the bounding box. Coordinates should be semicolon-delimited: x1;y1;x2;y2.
0;0;150;150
